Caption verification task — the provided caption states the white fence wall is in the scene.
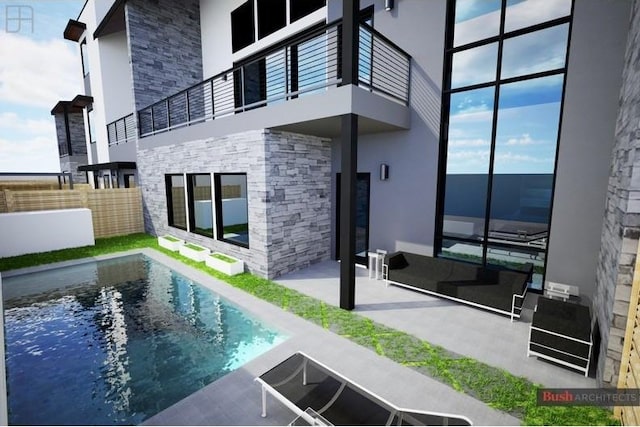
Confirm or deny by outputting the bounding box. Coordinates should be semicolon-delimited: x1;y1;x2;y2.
0;208;95;258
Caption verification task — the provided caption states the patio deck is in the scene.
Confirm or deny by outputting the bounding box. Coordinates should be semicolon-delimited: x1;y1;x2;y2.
275;259;596;390
133;250;600;425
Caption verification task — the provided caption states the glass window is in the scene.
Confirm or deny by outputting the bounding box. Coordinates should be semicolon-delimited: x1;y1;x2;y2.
451;43;498;89
446;87;495;176
187;174;214;238
504;0;572;33
80;39;89;76
266;50;286;103
486;244;545;290
438;239;484;265
290;0;325;23
438;0;572;289
257;0;286;39
492;75;563;175
215;173;249;248
88;108;96;144
454;0;501;47
165;174;187;230
297;34;329;96
443;87;494;243
358;16;373;88
501;24;569;79
231;1;255;53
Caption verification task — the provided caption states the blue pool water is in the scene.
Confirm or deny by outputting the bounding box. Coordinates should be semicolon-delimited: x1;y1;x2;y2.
2;254;285;425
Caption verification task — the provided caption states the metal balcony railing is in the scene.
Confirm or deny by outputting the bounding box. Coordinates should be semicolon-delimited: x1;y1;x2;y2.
137;20;411;138
107;113;136;146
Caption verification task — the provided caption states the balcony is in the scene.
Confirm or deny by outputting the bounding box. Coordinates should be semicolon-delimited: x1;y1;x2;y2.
107;113;137;162
137;20;411;141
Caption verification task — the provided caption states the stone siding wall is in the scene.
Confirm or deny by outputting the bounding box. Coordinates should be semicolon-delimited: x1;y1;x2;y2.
137;129;331;279
595;0;639;387
264;130;332;277
54;112;87;157
125;0;203;111
60;155;89;184
54;114;68;156
68;113;87;155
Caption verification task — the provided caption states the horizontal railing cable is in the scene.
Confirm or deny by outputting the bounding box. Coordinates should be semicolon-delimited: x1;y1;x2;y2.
138;20;411;137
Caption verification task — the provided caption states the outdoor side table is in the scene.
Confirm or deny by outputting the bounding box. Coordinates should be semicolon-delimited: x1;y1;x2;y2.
527;297;593;376
367;249;387;280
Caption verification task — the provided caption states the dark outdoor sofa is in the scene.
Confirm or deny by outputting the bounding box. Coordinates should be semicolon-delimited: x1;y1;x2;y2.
384;252;532;320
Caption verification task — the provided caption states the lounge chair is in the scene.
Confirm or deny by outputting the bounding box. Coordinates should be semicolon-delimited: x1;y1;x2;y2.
255;352;472;426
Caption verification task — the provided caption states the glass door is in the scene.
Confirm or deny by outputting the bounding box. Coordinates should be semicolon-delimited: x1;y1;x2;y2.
336;173;370;265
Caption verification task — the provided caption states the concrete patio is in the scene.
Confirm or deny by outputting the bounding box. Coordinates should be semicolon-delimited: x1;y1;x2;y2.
137;250;597;426
276;259;596;390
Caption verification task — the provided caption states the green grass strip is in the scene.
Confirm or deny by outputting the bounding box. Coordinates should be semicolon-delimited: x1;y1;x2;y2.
0;233;618;426
210;253;237;263
183;243;207;251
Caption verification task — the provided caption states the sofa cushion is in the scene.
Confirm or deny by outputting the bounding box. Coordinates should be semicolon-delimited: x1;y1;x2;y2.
387;252;408;270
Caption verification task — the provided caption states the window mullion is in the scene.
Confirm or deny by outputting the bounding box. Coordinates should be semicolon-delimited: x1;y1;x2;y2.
481;0;508;267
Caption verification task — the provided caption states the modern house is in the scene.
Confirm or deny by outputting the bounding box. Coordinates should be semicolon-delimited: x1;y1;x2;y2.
53;0;640;390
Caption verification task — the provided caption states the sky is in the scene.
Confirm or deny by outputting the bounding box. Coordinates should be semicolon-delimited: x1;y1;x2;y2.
0;0;85;173
446;0;571;175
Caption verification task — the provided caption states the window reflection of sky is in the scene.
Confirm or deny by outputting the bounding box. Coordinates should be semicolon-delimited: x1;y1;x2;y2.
501;24;568;79
454;0;571;46
447;75;563;174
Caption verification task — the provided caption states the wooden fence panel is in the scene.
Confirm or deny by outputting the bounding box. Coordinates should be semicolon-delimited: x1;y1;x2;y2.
0;188;143;238
4;190;85;212
0;191;6;213
87;189;144;238
616;244;640;424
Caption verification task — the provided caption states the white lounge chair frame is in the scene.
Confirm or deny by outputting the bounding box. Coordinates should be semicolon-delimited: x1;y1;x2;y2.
255;351;473;426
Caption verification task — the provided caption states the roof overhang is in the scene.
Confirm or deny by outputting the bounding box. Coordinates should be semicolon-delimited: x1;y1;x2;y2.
93;0;126;39
63;19;86;42
78;162;137;172
50;95;94;115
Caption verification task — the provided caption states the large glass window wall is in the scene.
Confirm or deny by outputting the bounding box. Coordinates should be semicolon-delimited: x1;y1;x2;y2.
437;0;573;290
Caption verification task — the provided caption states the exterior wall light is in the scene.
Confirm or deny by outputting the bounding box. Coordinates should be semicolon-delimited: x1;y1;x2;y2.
385;0;394;11
380;163;389;181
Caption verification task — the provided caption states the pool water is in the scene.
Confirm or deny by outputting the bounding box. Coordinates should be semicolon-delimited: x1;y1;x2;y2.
2;254;285;425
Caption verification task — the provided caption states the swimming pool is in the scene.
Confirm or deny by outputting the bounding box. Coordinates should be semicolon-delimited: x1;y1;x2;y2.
2;254;285;425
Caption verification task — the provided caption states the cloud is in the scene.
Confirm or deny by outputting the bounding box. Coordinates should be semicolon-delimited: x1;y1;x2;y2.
0;136;60;172
449;138;489;147
505;133;535;146
0;32;81;109
454;0;571;46
0;109;60;172
0;111;54;136
448;149;491;161
495;152;553;164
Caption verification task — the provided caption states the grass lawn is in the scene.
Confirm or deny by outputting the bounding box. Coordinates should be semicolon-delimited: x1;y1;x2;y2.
0;233;618;426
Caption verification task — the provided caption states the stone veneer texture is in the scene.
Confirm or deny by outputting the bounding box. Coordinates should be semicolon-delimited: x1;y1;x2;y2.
595;0;639;387
59;155;89;184
125;0;203;111
54;112;87;157
137;129;331;279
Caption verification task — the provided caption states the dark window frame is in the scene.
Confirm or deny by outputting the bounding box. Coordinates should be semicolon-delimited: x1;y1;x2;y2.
165;174;187;231
186;173;214;238
214;172;250;249
434;0;575;291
